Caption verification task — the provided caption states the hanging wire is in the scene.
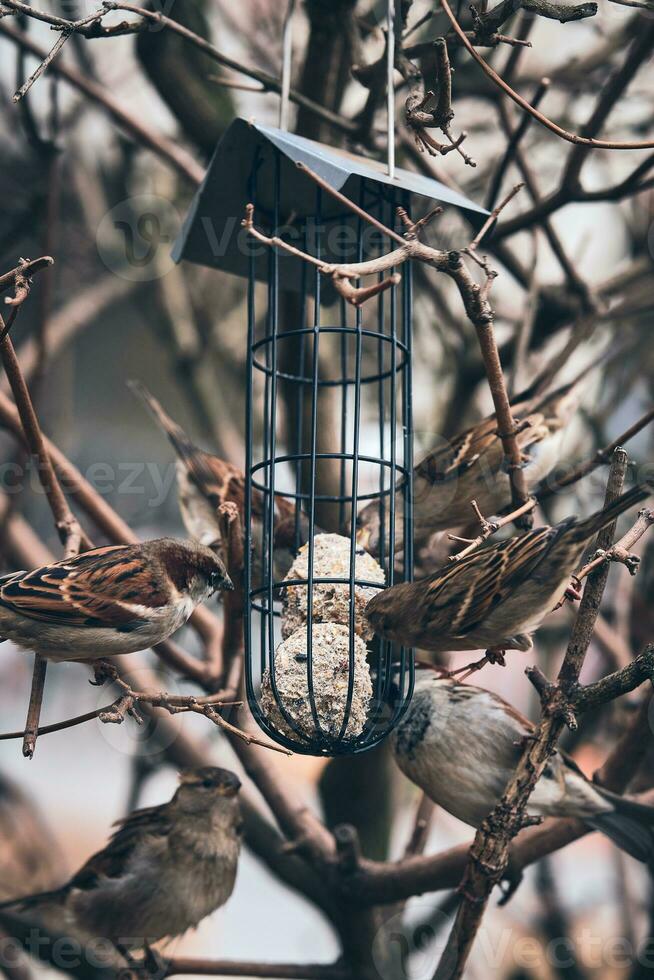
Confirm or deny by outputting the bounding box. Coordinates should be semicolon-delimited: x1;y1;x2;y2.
387;0;396;178
279;0;297;131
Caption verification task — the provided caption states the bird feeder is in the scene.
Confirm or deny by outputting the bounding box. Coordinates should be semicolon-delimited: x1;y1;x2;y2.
173;117;487;756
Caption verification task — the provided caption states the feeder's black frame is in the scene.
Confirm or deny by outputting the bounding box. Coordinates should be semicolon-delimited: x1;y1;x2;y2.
243;144;416;757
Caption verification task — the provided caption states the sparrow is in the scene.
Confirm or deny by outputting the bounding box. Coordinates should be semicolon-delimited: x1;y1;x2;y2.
357;374;584;557
0;538;233;663
129;381;308;581
392;676;654;863
365;482;653;661
0;767;242;952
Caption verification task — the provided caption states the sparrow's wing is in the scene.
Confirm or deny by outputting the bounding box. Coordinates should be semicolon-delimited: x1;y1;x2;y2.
414;417;499;484
414;411;548;485
0;545;169;628
419;526;559;636
69;804;173;889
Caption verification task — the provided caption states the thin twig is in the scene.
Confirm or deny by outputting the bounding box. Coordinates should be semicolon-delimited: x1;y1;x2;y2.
0;0;355;136
538;407;654;499
486;77;550;210
448;497;536;561
164;959;351;979
0;259;87;758
0;21;204;186
440;0;654;150
573;507;654;584
12;28;71;102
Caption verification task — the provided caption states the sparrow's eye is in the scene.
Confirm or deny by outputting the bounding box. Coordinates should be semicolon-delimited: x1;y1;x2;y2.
202;778;214;789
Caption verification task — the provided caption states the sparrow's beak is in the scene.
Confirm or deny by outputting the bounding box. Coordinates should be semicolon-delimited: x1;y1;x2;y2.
356;525;371;550
221;575;235;592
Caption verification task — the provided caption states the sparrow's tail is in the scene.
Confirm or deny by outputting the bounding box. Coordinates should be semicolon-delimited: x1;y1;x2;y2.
587;790;654;864
0;887;66;914
570;481;654;544
128;380;199;465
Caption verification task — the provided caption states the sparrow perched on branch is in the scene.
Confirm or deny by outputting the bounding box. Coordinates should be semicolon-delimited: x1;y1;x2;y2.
0;538;232;663
393;676;654;863
366;483;652;660
357;375;584;556
130;381;307;580
0;767;242;951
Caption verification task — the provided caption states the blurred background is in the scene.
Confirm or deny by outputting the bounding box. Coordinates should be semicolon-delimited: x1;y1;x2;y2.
0;1;653;978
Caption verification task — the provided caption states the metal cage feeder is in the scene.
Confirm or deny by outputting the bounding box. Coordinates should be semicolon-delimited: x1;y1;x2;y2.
173;118;488;756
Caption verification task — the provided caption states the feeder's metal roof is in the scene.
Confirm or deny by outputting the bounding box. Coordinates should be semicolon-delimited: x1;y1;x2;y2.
172;117;488;285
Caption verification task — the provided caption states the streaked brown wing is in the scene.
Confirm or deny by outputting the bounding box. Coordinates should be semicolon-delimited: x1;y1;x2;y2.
420;526;558;635
414;408;549;485
70;804;172;889
414;416;499;484
0;544;167;628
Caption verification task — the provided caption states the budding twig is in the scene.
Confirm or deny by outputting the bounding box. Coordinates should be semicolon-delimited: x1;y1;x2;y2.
448;497;537;562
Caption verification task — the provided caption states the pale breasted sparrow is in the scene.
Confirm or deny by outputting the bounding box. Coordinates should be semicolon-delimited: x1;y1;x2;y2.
0;537;233;663
0;767;242;950
365;482;653;660
393;676;654;862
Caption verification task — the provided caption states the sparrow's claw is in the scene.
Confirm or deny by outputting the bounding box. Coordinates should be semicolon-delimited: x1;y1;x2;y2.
564;579;583;602
486;649;506;666
89;659;119;686
141;944;168;980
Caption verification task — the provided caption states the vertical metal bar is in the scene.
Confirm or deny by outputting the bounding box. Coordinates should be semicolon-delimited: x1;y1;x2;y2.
339;294;348;533
337;179;366;743
376;205;386;571
399;189;415;714
305;185;324;740
294;242;308;552
244;160;257;713
263;153;298;745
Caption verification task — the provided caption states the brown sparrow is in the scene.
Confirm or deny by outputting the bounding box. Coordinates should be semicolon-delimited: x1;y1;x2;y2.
366;482;652;660
393;676;654;862
357;376;583;556
0;767;242;952
0;538;232;663
130;381;306;580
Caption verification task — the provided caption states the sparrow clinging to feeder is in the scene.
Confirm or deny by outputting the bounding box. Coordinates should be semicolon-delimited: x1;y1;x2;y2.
357;374;585;557
393;675;654;863
365;482;653;665
0;538;232;664
130;381;306;580
0;767;242;956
